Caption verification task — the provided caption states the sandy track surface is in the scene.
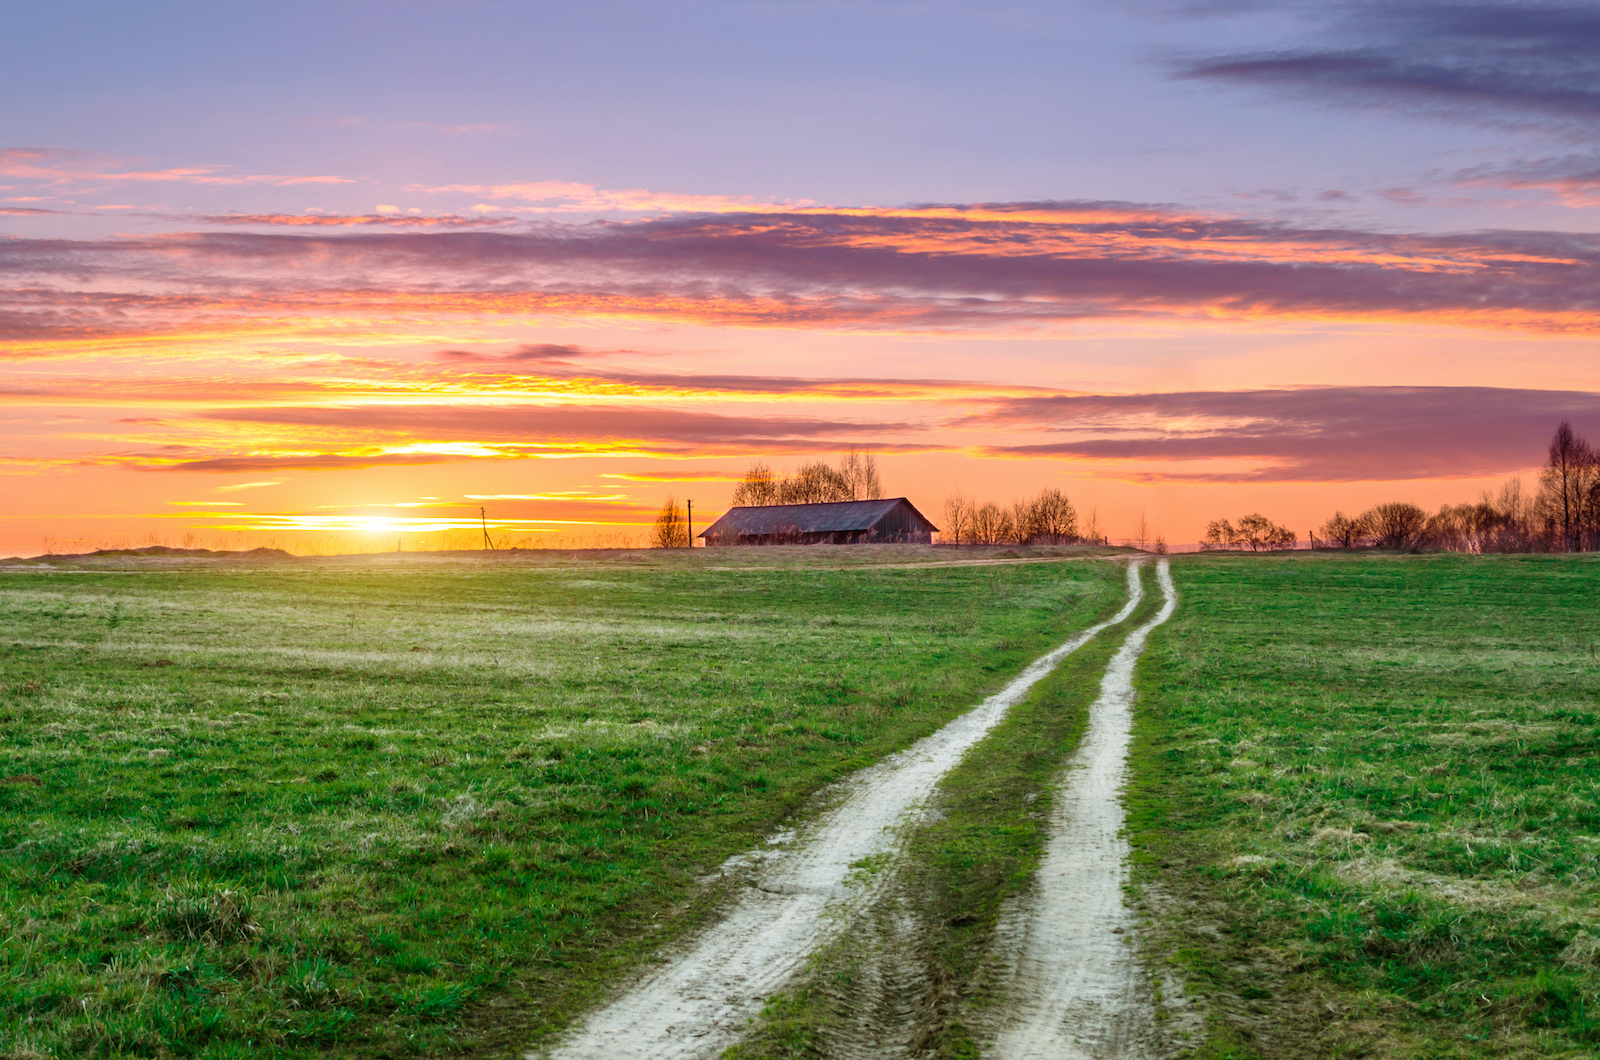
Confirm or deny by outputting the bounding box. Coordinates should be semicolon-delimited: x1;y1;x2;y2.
535;562;1145;1060
702;554;1134;573
985;559;1177;1059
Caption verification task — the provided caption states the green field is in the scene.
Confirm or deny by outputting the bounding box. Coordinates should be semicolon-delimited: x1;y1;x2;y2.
7;547;1600;1060
0;547;1124;1059
1133;553;1600;1059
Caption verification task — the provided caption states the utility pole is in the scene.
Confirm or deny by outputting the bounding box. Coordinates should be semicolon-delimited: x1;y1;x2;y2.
480;507;494;551
686;499;693;548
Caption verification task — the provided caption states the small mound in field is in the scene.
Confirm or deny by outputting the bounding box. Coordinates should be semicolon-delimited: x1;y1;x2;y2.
1313;827;1371;844
153;886;257;943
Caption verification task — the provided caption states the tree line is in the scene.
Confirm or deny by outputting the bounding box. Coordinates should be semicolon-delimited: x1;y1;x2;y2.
654;419;1600;552
939;488;1113;546
1310;421;1600;553
730;450;882;506
1203;513;1295;551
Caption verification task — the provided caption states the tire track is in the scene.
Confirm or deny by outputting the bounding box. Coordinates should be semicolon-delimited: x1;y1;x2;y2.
986;558;1178;1060
533;561;1146;1060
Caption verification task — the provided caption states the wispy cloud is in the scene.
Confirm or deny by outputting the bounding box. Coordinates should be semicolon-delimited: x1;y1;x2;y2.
397;121;522;137
407;178;811;214
1454;152;1600;205
197;402;916;445
214;480;283;492
0;147;354;189
198;494;659;534
186;213;517;228
600;470;746;482
82;400;932;473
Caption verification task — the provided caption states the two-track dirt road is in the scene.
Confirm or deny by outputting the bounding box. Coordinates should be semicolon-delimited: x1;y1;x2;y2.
536;559;1178;1060
985;558;1179;1059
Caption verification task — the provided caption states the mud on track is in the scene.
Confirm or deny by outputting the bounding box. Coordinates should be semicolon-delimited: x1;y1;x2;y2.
534;562;1145;1060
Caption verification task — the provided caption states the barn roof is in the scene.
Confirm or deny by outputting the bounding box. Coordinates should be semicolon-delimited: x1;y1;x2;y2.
698;497;937;538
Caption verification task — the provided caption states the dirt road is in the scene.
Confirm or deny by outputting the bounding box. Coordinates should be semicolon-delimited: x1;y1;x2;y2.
985;558;1178;1059
536;561;1145;1060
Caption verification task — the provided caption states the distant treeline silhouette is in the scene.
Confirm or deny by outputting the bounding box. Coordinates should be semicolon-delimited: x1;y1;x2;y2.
1203;513;1296;551
939;489;1122;547
1311;420;1600;554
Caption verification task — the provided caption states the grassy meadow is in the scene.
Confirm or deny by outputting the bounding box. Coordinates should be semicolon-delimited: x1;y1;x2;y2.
0;546;1126;1059
1133;553;1600;1059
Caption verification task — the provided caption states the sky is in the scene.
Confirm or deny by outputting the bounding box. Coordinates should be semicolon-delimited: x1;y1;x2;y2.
4;0;1600;554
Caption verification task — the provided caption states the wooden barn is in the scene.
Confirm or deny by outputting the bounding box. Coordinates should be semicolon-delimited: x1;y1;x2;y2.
698;498;938;546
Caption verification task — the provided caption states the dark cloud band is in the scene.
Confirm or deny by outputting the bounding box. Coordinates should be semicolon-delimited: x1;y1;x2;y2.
1175;3;1600;126
973;385;1600;481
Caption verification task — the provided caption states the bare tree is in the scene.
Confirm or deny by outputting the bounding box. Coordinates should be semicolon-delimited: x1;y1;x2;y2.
1464;478;1532;552
971;501;1014;544
1082;508;1102;546
1586;474;1600;552
779;461;852;504
942;492;974;545
1545;420;1590;552
1319;510;1372;549
651;496;691;548
1424;505;1466;552
730;461;779;507
1202;519;1236;550
1205;514;1293;551
1021;488;1077;544
1364;502;1428;550
838;449;882;501
732;451;885;508
1135;512;1150;551
1237;513;1294;551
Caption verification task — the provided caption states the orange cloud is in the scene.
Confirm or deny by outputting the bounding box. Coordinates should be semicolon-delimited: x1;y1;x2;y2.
409;179;812;214
8;202;1600;362
0;147;352;188
187;213;518;228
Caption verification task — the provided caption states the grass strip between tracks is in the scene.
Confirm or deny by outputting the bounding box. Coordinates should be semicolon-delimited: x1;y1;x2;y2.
726;562;1163;1059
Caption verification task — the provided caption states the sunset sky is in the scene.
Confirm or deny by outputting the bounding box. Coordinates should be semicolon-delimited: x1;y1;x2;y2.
5;0;1600;554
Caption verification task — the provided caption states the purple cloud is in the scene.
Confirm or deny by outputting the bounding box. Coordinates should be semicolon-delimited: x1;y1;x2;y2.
1175;3;1600;127
972;385;1600;481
